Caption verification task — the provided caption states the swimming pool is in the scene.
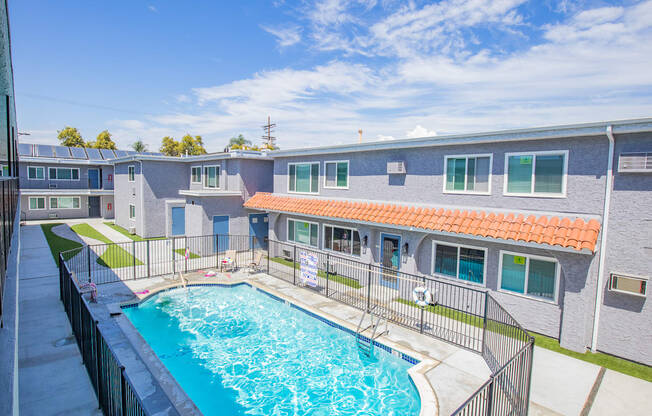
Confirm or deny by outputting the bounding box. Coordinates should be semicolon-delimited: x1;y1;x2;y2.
123;284;421;415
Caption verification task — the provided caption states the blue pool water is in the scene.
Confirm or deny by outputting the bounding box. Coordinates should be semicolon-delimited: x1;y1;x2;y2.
123;284;421;415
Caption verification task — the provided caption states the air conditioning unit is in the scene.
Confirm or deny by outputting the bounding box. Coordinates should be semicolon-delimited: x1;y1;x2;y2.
49;184;58;189
609;273;647;297
128;226;136;235
48;213;58;218
387;161;406;174
618;152;652;172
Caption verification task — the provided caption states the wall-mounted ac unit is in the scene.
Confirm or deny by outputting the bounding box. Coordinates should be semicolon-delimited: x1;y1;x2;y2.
48;213;58;218
618;152;652;173
49;184;58;189
609;273;647;297
387;161;406;174
128;226;136;234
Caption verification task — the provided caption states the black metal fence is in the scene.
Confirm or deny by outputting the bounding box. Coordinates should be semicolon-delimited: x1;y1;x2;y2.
59;254;147;416
60;234;534;416
0;177;18;326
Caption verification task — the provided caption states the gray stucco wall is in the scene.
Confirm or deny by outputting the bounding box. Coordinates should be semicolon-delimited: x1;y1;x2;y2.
21;194;89;220
18;162;113;190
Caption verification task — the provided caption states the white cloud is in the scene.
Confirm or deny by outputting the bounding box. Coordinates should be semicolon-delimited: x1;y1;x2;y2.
176;94;191;103
406;125;437;138
261;25;302;47
148;5;158;13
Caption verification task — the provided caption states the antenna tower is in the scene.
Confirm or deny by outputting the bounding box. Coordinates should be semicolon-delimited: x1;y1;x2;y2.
261;115;276;149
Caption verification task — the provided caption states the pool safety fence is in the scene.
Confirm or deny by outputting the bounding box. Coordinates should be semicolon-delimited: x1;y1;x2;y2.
0;177;18;326
60;234;534;416
59;254;148;416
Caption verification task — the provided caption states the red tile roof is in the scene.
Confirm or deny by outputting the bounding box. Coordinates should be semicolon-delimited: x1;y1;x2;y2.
244;193;601;252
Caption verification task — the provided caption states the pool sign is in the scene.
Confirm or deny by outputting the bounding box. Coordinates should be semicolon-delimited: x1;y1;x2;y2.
299;251;318;287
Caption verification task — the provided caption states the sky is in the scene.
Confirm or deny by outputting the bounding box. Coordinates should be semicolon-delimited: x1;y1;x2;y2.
9;0;652;151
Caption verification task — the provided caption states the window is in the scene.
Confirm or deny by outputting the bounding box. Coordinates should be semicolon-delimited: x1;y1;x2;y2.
49;167;79;180
0;165;8;176
444;155;491;194
288;219;318;247
505;151;567;196
204;165;220;188
28;197;45;210
128;165;135;182
50;197;80;209
324;161;349;189
288;162;319;193
129;204;136;219
609;274;647;297
324;224;360;256
28;166;45;180
432;242;486;284
191;166;202;183
500;252;558;301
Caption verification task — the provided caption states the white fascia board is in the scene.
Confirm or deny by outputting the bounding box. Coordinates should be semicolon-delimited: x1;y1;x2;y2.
178;190;243;197
19;157;112;166
20;188;114;196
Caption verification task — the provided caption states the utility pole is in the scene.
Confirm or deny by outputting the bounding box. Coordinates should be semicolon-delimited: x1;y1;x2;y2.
261;116;276;149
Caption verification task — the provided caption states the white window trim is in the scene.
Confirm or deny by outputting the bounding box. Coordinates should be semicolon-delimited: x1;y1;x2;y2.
48;167;80;181
608;273;648;298
323;160;350;190
27;165;45;180
497;250;560;304
442;154;493;195
190;165;202;184
503;150;569;198
431;240;488;287
287;217;319;248
128;165;135;182
49;196;81;210
129;203;136;220
203;165;221;189
322;222;361;257
287;161;320;195
28;197;46;211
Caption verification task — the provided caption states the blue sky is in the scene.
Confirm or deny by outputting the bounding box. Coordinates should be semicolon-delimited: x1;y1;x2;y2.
10;0;652;151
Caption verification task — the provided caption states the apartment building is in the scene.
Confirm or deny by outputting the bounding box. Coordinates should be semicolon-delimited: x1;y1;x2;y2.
244;119;652;365
112;151;273;240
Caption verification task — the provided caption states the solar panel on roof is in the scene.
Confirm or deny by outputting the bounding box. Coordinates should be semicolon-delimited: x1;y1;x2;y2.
36;144;54;157
100;149;116;159
53;146;71;158
70;147;88;159
113;150;128;158
85;148;102;160
18;143;32;156
125;150;137;155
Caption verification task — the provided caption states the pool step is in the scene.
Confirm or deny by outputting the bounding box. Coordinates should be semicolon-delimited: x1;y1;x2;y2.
355;307;388;357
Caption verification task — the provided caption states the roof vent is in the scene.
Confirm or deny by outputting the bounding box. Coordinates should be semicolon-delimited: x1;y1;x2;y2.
618;152;651;172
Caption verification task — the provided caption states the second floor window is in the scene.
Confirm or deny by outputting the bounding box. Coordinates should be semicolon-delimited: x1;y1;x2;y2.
204;166;220;188
289;162;319;193
505;151;567;196
324;161;348;188
191;166;202;183
28;166;45;180
444;155;491;194
128;165;135;182
49;167;79;180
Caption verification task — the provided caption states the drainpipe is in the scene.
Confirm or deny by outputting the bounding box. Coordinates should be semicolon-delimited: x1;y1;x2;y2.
137;160;145;237
591;125;615;352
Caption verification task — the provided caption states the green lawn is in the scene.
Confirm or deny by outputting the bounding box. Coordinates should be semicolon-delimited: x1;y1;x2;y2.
103;222;165;241
71;223;144;268
174;248;200;259
269;256;363;288
40;223;83;262
396;298;484;328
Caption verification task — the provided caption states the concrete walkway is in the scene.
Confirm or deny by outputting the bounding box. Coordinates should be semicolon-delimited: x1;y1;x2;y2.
18;224;101;415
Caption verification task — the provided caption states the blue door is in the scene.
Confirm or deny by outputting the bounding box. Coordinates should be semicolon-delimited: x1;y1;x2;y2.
171;207;185;236
213;215;229;252
88;169;100;189
380;233;401;289
249;213;268;249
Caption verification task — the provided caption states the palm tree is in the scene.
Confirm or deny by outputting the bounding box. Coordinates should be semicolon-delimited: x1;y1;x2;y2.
132;139;148;153
228;134;251;149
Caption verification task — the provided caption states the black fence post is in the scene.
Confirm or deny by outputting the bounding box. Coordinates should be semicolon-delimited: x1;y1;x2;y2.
172;237;176;275
184;236;188;273
86;245;92;283
482;293;489;356
120;365;127;416
95;321;102;410
486;375;495;416
325;253;330;297
293;245;297;285
146;239;151;278
265;238;269;274
420;276;425;334
132;240;136;279
59;254;63;301
251;235;254;264
366;263;372;312
215;235;219;269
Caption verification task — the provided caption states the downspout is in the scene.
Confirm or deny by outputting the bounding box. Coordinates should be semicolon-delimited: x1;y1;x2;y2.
137;160;145;237
591;125;615;352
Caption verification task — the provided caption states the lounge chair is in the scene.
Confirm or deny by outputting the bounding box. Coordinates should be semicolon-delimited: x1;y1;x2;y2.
222;249;237;271
247;252;265;274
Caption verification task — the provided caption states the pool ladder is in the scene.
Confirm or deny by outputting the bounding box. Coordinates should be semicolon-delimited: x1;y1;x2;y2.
355;306;388;357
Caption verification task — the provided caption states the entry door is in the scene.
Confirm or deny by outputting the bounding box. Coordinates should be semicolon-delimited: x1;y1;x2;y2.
88;169;100;189
171;207;185;236
213;215;229;252
249;213;268;249
380;233;401;289
88;196;101;218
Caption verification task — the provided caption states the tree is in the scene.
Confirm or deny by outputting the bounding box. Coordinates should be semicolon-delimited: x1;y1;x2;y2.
228;134;251;150
131;140;148;152
91;130;117;149
57;126;85;147
178;134;207;155
159;136;180;156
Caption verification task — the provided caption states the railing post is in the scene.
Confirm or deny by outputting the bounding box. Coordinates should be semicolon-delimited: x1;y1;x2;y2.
172;237;176;275
251;235;254;264
482;293;489;356
120;365;127;416
486;375;495;416
215;235;219;268
366;263;372;312
293;245;297;285
86;245;92;283
132;240;136;279
420;276;425;334
146;239;151;278
265;238;269;274
95;321;102;410
184;236;188;273
59;254;63;301
325;254;330;297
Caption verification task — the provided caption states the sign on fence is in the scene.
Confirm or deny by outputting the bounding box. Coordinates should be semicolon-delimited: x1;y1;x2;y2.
299;251;318;287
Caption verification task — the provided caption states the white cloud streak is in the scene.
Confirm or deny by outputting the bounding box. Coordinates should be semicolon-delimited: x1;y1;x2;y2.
260;24;302;47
